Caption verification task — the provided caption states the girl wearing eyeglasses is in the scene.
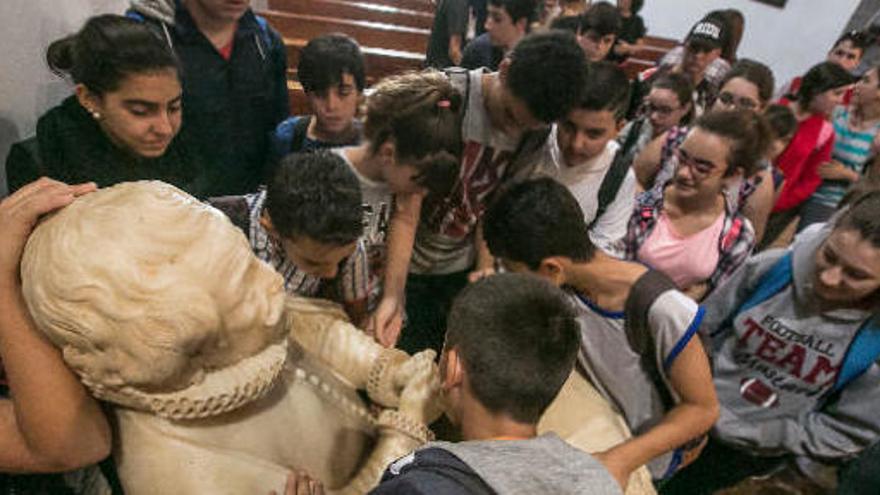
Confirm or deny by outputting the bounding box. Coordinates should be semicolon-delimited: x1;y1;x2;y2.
624;110;772;301
618;72;694;162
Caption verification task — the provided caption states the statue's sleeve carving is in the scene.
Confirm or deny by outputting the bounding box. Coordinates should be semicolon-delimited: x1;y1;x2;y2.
284;297;409;407
336;354;442;494
286;296;444;494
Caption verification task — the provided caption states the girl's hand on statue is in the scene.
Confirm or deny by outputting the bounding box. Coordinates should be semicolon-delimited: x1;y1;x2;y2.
0;178;95;286
270;471;324;495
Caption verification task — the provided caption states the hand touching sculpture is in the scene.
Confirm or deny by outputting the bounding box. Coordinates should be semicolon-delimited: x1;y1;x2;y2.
19;181;441;494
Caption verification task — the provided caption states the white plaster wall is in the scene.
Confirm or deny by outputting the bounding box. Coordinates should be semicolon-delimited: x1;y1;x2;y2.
0;0;128;198
641;0;861;91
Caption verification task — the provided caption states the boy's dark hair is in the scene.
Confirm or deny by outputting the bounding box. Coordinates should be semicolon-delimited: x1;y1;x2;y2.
796;61;854;108
577;61;631;120
488;0;537;26
834;30;870;55
720;58;776;105
265;151;363;245
445;273;579;424
47;14;180;96
695;109;772;177
297;33;366;94
364;70;462;196
763;103;797;141
579;1;621;38
549;15;581;33
484;178;596;269
506;30;587;123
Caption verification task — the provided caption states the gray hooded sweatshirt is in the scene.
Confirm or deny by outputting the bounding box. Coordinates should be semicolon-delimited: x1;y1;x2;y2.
377;433;621;495
434;434;622;495
702;224;880;460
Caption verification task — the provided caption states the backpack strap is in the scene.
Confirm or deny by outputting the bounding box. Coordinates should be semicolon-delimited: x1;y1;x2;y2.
710;252;794;339
290;115;312;153
589;118;643;229
253;15;273;61
442;66;471;103
624;269;679;410
207;195;252;234
834;317;880;392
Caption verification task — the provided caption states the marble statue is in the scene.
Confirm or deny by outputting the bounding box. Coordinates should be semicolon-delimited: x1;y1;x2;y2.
19;181;441;494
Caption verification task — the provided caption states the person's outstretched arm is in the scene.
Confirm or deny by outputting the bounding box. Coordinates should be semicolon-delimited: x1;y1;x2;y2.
596;335;718;490
0;178;110;473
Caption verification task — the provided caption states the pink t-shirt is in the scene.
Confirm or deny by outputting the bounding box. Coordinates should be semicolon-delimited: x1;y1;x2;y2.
637;211;725;289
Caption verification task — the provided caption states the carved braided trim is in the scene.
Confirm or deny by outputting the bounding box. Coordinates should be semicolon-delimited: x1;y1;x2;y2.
376;409;435;444
85;341;288;420
366;351;407;408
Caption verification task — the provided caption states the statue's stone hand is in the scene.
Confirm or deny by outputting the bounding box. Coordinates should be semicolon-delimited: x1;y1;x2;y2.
394;350;442;426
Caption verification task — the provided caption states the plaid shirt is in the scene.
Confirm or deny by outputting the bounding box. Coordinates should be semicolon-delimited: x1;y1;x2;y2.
210;190;371;319
639;57;725;118
625;129;756;295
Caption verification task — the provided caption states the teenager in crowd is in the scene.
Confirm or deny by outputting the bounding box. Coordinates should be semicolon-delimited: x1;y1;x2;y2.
128;0;289;196
661;9;743;69
627;110;772;300
760;62;854;248
634;14;727;120
279;273;622;495
776;30;870;100
578;1;621;62
208;152;370;326
272;34;365;159
800;65;880;228
6;15;206;197
708;59;778;243
618;72;693;161
0;178;110;492
461;0;536;71
334;71;462;346
373;273;621;494
425;0;469;68
402;30;587;356
534;61;636;257
664;188;880;493
609;0;646;63
484;178;718;487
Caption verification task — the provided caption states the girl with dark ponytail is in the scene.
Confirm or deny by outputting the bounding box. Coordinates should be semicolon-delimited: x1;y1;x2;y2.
759;61;854;247
5;15;207;197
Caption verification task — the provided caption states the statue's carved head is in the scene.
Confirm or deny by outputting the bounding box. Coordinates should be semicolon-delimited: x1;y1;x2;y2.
21;182;287;418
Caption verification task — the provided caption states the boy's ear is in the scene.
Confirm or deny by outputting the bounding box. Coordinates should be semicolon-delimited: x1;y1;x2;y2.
615;117;627;132
441;347;466;392
259;210;278;238
537;257;567;286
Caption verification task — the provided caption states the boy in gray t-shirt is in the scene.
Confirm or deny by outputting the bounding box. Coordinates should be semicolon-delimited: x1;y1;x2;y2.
373;273;621;494
483;178;719;485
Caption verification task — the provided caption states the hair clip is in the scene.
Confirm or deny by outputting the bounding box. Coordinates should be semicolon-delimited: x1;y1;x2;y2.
437;99;451;108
